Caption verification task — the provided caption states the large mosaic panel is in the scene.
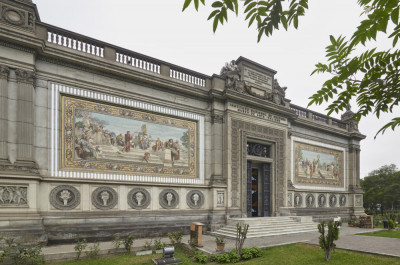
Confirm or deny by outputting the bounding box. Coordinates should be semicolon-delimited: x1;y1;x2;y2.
62;96;197;177
293;141;344;188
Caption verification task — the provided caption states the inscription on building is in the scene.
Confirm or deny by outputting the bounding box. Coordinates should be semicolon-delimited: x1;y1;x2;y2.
228;103;287;124
243;67;272;92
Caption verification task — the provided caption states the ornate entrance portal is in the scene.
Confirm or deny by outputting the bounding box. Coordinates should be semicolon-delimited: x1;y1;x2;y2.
247;161;271;217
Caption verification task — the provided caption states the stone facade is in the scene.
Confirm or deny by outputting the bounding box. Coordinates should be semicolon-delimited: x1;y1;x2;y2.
0;0;365;245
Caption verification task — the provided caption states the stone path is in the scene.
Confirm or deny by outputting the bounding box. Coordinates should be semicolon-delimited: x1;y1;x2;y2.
40;224;399;263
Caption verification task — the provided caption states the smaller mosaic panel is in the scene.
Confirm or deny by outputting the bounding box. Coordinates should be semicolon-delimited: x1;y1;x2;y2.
294;141;344;188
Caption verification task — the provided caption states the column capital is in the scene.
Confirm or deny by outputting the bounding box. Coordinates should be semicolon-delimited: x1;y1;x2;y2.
15;69;35;84
0;65;9;79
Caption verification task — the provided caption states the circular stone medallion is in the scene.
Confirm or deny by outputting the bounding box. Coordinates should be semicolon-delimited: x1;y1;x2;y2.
91;186;118;210
159;189;179;209
186;190;204;209
318;194;326;207
305;194;315;207
127;188;151;210
294;193;302;207
49;185;80;210
329;194;337;207
339;194;346;206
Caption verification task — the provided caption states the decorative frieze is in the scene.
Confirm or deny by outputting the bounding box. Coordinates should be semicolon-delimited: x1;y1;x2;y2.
91;186;118;210
186;190;204;209
0;185;28;207
49;185;80;210
159;189;179;209
127;188;151;210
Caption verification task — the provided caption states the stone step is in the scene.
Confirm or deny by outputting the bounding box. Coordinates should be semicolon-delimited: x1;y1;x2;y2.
213;227;317;238
217;223;316;233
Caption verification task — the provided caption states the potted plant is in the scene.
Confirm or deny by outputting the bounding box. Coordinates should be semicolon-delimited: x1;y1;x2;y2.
215;236;225;251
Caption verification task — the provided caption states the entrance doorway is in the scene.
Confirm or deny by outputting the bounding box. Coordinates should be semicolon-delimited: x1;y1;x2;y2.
247;161;271;217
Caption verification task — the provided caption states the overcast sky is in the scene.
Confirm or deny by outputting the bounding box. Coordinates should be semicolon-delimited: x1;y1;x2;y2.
33;0;400;178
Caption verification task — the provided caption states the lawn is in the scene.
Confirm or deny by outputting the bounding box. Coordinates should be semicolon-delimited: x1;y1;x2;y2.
357;229;400;239
52;243;400;265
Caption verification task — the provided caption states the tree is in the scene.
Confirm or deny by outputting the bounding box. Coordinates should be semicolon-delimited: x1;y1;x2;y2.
368;163;398;176
318;220;342;262
182;0;400;136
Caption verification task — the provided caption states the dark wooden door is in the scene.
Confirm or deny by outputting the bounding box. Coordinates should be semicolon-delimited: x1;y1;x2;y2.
262;163;271;217
246;160;252;217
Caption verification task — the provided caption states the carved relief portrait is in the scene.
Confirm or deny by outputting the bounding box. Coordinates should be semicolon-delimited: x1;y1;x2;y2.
318;194;326;207
127;188;151;210
186;190;204;209
62;96;197;178
294;193;302;207
91;186;118;210
305;194;315;207
159;189;179;209
339;195;347;206
329;194;337;207
50;185;80;210
293;141;344;188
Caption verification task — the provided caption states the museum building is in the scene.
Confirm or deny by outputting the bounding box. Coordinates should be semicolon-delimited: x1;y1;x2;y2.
0;0;365;244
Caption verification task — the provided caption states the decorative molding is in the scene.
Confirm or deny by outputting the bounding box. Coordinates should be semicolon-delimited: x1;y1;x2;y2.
329;194;337;207
318;194;326;207
186;190;204;209
127;188;151;210
91;186;118;210
50;83;205;185
2;6;25;26
217;191;225;207
305;193;315;208
49;185;80;210
0;65;9;79
0;161;39;175
0;184;28;207
339;194;346;206
355;194;363;206
287;193;292;207
247;142;270;158
294;193;302;207
159;189;179;209
0;40;36;54
15;69;35;84
211;113;224;124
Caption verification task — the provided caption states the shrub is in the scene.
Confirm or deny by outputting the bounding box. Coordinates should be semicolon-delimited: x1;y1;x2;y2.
215;236;225;244
123;235;134;254
154;238;165;250
250;246;262;258
210;254;218;262
216;252;231;263
85;242;100;259
74;237;87;260
318;220;342;261
240;248;253;260
388;219;395;231
168;231;183;246
142;240;152;251
112;233;122;250
5;243;45;265
194;251;208;263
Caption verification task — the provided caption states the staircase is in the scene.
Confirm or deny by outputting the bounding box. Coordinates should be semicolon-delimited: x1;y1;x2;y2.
213;216;317;238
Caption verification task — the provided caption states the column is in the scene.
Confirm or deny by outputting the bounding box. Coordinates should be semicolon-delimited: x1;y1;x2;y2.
0;65;9;162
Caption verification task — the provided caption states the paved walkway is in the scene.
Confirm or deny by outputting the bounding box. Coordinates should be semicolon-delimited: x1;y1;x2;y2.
41;224;399;262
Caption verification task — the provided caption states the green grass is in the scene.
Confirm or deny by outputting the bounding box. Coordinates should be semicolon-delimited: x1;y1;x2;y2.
358;229;400;239
51;244;400;265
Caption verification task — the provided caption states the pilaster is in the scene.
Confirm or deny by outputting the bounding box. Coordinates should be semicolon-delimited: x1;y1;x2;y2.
0;65;9;161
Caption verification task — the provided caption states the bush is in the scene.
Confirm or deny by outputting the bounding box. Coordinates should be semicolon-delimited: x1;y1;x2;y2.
250;246;262;258
123;235;134;254
74;237;87;260
112;234;122;250
318;220;341;261
5;243;45;265
85;242;100;259
240;247;262;260
193;251;208;263
210;254;217;262
154;238;165;250
168;231;183;246
389;219;395;231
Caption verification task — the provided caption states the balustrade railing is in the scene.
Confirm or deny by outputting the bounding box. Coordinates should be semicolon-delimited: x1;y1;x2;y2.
290;106;307;118
170;68;206;87
47;30;104;57
312;113;328;124
116;51;160;74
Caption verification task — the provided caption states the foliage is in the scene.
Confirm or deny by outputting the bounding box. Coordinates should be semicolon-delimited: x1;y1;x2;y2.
74;237;87;260
168;231;183;246
112;233;122;250
154;238;166;250
361;165;400;211
193;251;208;263
236;222;249;256
318;220;342;261
388;219;395;230
123;235;134;254
215;236;225;244
180;131;190;149
142;240;153;251
182;0;400;135
240;246;263;260
85;242;100;259
213;249;241;263
3;242;45;265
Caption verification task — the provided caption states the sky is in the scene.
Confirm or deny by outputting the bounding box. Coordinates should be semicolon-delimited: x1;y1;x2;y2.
33;0;400;178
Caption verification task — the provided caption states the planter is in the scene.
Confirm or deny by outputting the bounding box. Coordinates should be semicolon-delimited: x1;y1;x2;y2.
216;243;225;251
136;250;152;256
155;249;163;254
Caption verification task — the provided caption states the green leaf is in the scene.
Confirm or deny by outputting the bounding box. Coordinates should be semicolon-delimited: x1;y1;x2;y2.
281;15;288;30
224;0;234;11
194;0;199;10
391;7;399;25
293;15;298;29
208;10;220;20
212;1;223;8
234;0;239;15
213;15;219;32
182;0;192;11
245;2;257;13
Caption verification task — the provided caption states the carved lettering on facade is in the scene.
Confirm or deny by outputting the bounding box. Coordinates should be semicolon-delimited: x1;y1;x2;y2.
228;103;287;124
243;67;272;92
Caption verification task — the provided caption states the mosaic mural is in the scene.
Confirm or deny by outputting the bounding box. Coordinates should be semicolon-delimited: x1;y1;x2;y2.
62;96;197;177
293;141;344;188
